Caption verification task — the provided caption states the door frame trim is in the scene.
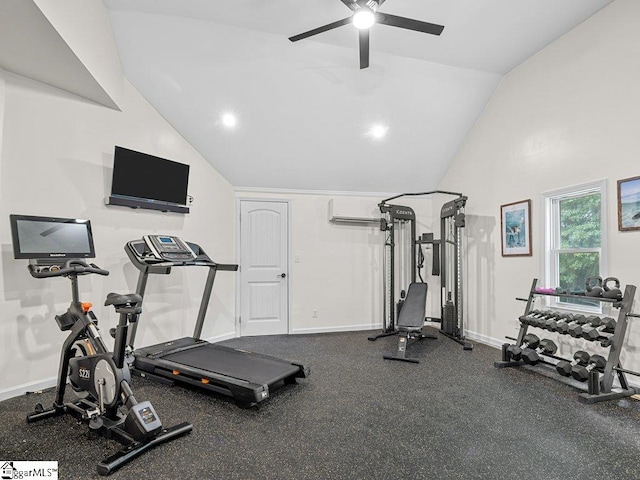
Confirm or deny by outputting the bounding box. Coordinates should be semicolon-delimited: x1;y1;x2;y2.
235;196;292;337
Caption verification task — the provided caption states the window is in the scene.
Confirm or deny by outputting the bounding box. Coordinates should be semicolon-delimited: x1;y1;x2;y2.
543;180;607;311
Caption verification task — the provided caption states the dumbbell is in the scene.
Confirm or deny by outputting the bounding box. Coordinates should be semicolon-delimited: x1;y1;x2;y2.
552;314;588;335
521;339;558;365
545;313;573;332
598;337;613;348
571;354;607;382
602;277;622;301
519;310;548;326
585;276;603;297
568;315;599;338
528;312;559;330
581;317;616;341
546;313;574;333
534;312;566;331
555;350;590;377
506;334;540;361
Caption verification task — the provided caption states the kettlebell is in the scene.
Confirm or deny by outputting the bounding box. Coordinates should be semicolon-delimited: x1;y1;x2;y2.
585;276;603;297
602;277;622;300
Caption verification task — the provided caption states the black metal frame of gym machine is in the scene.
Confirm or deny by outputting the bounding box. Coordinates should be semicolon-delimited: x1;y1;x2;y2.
367;191;473;350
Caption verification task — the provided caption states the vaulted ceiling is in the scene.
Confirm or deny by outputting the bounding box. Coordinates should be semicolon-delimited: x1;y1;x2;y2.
103;0;612;193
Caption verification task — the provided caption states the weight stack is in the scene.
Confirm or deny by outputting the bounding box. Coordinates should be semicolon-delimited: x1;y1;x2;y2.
443;300;456;335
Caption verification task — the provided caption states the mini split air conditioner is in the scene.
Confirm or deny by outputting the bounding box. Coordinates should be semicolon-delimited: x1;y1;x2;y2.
328;198;379;224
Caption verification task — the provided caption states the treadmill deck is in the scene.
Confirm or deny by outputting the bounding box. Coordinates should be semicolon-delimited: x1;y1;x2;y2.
161;342;301;384
134;337;308;404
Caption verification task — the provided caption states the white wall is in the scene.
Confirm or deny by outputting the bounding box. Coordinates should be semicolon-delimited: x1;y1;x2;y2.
236;190;442;333
0;6;235;400
438;0;640;371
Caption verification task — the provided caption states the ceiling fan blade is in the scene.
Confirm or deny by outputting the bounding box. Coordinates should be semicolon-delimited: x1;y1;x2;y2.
339;0;358;11
289;17;352;42
359;29;370;69
375;12;444;36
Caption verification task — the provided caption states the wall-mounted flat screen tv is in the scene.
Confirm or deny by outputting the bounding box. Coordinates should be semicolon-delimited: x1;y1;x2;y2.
108;146;190;213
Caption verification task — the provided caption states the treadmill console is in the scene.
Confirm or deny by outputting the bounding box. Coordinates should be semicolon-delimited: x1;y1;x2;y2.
143;235;197;262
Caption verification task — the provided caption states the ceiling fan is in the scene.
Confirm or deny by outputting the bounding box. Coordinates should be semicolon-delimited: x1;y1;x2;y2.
288;0;445;69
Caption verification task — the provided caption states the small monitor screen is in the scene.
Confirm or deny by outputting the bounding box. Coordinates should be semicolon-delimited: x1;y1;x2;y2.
9;214;95;259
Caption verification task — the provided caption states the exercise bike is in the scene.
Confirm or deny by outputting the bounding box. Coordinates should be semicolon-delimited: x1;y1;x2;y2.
26;259;193;475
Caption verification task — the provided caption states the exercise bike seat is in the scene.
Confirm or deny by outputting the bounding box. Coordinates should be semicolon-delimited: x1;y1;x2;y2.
397;283;428;332
105;293;142;313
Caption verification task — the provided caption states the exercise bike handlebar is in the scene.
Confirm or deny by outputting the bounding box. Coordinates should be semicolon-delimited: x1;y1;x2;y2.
28;259;110;278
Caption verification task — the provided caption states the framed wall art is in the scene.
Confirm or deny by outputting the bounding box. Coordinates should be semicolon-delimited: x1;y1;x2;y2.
617;175;640;232
501;199;532;257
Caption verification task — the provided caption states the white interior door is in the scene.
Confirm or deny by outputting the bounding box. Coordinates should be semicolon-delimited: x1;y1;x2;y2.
239;200;289;336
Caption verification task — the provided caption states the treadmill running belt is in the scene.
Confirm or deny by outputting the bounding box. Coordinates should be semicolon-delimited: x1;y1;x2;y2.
162;345;300;385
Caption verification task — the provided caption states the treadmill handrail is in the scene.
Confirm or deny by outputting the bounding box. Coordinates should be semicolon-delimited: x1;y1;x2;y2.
124;239;238;348
125;240;238;272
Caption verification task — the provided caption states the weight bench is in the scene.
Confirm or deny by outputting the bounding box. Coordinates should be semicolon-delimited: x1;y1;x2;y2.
383;282;437;363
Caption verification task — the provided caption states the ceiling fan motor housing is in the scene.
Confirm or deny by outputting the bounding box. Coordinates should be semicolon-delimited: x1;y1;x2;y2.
357;0;380;11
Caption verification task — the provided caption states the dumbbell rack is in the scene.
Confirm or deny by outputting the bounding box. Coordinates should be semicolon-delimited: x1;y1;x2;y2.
495;278;638;404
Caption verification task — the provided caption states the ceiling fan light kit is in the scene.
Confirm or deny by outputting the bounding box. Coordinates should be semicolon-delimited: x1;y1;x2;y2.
288;0;445;69
352;7;375;29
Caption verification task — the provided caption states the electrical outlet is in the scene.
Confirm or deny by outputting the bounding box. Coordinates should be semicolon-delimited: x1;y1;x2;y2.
312;309;318;318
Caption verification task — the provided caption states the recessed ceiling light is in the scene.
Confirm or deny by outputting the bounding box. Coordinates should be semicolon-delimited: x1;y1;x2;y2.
368;124;388;140
221;113;237;128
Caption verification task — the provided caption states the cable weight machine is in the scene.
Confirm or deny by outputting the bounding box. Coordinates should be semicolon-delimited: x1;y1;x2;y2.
435;196;472;350
368;191;472;351
367;203;419;341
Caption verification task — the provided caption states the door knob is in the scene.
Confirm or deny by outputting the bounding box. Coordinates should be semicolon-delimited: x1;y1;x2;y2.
280;273;287;278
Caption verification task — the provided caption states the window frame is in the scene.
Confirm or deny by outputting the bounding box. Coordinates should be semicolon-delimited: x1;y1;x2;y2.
542;179;608;313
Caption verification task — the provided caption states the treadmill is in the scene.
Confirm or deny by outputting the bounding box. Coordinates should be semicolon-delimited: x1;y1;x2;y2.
125;235;309;406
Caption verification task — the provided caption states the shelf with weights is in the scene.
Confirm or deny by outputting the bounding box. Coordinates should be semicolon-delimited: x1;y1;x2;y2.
495;278;639;404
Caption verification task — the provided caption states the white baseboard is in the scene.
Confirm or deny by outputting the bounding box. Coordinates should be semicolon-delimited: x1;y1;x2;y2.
464;330;504;349
292;323;382;335
204;331;238;343
0;377;56;402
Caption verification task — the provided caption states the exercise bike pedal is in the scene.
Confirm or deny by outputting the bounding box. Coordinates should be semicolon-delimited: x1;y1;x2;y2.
89;416;104;430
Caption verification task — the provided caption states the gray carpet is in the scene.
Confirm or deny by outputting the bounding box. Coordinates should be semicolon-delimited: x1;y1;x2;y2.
1;330;640;479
